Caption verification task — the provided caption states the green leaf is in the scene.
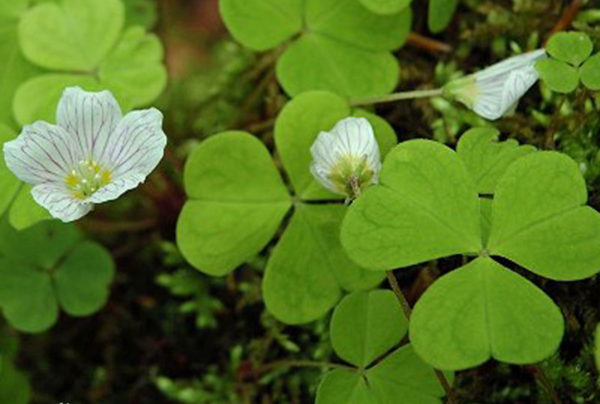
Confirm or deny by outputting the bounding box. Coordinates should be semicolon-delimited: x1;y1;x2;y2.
358;0;412;15
263;204;384;324
8;185;52;230
330;290;407;367
367;346;448;403
14;74;100;125
489;152;600;281
0;361;31;404
317;346;448;404
0;126;20;216
546;31;593;67
410;257;564;370
456;127;536;195
19;0;125;71
0;0;30;22
480;198;493;247
0;219;81;269
98;26;167;110
0;258;58;333
307;0;412;52
316;369;373;404
274;91;397;201
0;13;43;128
341;140;482;270
55;241;115;316
428;0;459;33
276;34;400;99
580;53;600;91
177;132;291;276
535;59;579;94
0;220;114;332
219;0;303;51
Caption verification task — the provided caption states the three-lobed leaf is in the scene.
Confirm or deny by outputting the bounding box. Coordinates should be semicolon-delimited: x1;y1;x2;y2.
0;220;115;332
358;0;412;15
221;0;412;98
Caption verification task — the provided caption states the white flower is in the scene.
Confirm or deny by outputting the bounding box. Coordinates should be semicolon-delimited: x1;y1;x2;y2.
443;49;547;120
310;117;381;199
3;87;167;223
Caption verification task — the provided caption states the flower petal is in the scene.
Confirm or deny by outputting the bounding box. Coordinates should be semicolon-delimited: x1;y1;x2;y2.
4;122;80;185
57;87;122;161
331;117;378;160
31;184;92;222
101;108;167;180
86;173;145;204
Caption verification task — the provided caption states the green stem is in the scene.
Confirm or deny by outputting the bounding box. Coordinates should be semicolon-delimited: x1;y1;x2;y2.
350;88;444;107
385;271;458;404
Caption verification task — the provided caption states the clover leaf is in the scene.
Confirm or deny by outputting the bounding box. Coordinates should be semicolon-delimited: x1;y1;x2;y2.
580;53;600;91
536;59;579;93
410;257;563;370
14;0;167;125
220;0;411;98
341;137;600;370
0;125;50;230
0;0;42;129
0;220;115;333
178;91;397;323
316;290;449;404
457;127;536;195
546;31;593;67
177;132;292;277
537;31;595;94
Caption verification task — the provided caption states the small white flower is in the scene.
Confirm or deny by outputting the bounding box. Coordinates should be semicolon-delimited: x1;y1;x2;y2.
4;87;167;222
310;117;381;199
443;49;547;120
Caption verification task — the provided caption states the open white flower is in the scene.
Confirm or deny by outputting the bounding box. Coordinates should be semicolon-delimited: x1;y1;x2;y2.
443;49;547;120
310;117;381;199
4;87;167;223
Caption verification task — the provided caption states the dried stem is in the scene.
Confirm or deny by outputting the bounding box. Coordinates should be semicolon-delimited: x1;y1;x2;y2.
386;271;458;404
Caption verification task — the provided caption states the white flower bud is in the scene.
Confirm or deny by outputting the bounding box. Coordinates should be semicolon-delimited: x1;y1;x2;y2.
443;49;547;120
310;117;381;199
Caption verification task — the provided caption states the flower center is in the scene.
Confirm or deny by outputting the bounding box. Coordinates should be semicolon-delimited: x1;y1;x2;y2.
328;154;374;197
65;159;111;200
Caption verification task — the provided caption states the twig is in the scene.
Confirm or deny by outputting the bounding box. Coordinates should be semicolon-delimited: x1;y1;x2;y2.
546;0;584;42
386;271;458;404
407;32;453;54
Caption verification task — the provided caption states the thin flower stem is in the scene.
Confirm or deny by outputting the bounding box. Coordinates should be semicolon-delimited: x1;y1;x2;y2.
350;88;444;107
385;271;458;404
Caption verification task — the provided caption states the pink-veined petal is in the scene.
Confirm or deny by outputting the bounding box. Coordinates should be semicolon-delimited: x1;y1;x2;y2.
31;184;93;222
4;122;80;185
56;87;122;161
101;108;167;180
86;173;146;204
